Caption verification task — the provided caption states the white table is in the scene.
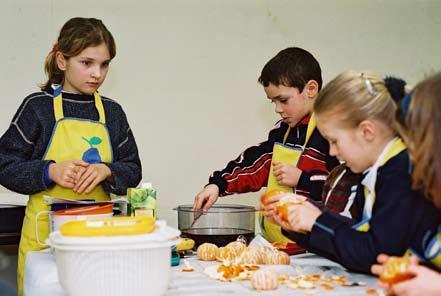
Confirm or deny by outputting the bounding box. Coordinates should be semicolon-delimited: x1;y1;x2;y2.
24;249;383;296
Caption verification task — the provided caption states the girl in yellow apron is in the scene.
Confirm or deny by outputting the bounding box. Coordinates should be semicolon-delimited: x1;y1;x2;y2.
269;71;440;274
0;18;142;295
371;74;441;295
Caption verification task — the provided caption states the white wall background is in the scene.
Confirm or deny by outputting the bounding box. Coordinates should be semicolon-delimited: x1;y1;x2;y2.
1;0;440;226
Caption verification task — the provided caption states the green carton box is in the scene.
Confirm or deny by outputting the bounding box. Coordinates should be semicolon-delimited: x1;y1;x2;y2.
127;183;157;218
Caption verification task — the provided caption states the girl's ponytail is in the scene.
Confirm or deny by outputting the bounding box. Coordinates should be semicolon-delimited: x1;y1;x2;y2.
384;76;407;104
42;44;64;91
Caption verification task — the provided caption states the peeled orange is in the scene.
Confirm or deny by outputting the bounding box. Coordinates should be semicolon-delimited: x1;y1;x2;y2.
379;256;413;285
275;195;303;221
260;189;285;206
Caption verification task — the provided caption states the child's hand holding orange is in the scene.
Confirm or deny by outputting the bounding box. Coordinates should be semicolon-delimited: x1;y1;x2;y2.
273;196;321;234
372;254;415;286
275;194;304;221
379;255;413;285
372;254;441;296
257;189;285;224
260;189;285;207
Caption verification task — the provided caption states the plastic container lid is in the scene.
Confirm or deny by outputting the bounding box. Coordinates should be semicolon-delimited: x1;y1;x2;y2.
60;216;155;237
49;220;180;251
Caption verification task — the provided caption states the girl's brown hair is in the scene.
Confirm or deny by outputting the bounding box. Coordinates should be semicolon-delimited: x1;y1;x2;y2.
41;17;116;91
314;71;397;130
404;73;441;207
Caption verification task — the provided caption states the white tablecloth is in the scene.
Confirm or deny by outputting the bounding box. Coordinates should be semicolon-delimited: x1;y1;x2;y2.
24;250;383;296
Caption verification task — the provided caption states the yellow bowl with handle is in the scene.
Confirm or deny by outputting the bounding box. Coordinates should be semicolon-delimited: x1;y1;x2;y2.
60;216;155;237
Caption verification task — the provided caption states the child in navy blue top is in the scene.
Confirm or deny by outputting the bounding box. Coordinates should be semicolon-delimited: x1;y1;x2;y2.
372;73;441;296
262;71;440;273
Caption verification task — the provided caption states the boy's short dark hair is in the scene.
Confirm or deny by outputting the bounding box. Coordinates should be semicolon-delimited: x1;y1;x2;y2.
258;47;322;92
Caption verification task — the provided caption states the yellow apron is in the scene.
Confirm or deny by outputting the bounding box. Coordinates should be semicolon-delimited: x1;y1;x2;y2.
17;86;113;295
353;138;406;232
260;114;316;242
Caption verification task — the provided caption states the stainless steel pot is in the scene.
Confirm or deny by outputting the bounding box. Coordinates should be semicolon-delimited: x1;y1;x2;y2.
174;204;256;248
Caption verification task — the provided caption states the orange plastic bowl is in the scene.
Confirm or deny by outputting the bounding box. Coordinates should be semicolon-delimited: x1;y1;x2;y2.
53;204;113;216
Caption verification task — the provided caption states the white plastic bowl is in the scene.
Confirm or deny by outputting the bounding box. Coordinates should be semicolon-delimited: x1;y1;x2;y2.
49;220;180;296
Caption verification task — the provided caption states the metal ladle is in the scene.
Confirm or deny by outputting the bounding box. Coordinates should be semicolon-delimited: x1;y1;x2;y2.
189;210;204;229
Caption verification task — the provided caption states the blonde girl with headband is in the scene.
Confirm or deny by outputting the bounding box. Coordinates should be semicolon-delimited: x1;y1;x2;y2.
264;71;440;273
0;17;142;295
371;73;441;296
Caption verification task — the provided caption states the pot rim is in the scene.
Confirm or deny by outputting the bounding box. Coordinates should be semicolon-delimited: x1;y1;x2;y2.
173;204;256;213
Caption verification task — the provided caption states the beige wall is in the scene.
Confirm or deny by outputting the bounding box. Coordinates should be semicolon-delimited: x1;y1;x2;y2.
1;0;441;226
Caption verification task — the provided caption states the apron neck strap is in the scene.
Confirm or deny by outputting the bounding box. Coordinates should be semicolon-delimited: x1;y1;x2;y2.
304;113;316;147
53;87;106;124
282;113;316;145
94;92;106;124
53;86;64;121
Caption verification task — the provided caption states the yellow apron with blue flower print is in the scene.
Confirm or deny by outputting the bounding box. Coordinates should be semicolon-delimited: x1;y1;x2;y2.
353;137;406;232
17;87;113;295
260;114;316;243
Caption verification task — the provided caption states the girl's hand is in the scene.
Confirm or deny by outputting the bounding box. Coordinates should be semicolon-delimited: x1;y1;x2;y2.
73;163;111;194
392;265;441;296
371;254;419;277
256;192;286;224
49;160;89;189
371;254;392;289
272;162;302;187
371;254;390;273
372;254;422;294
274;197;321;234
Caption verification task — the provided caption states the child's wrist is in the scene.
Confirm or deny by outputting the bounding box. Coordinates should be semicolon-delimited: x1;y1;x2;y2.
100;163;113;182
44;161;56;187
306;207;322;232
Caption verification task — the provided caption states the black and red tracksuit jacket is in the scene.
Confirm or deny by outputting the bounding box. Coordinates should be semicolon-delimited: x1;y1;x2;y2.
208;114;340;201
